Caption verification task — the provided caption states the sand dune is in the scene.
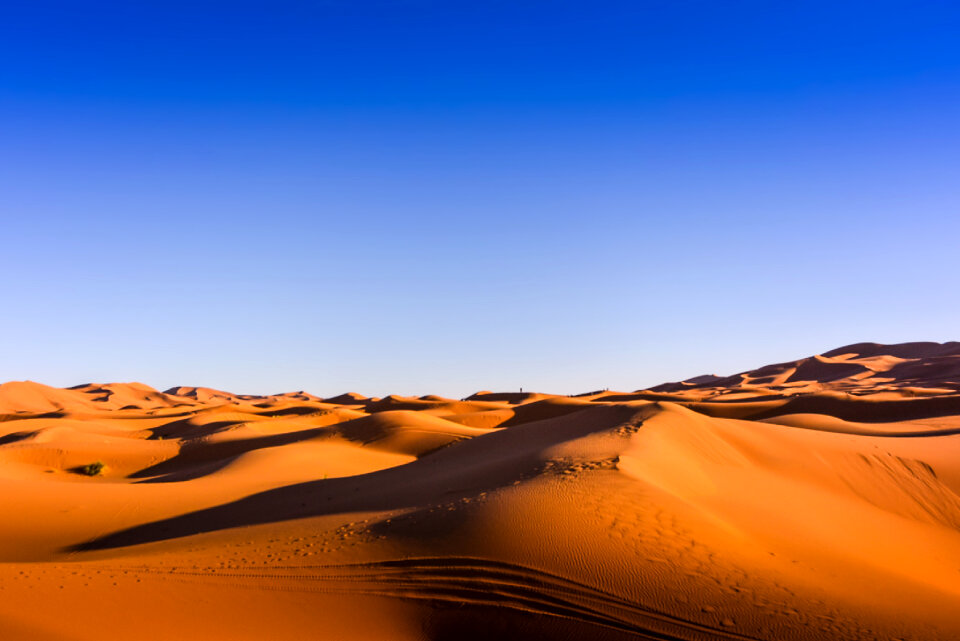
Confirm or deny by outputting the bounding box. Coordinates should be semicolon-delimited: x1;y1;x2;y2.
2;342;960;639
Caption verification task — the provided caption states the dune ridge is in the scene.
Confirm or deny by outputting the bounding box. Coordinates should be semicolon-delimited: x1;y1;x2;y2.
2;342;960;640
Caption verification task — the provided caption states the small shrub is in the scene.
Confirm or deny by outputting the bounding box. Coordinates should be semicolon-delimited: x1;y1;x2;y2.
81;461;105;476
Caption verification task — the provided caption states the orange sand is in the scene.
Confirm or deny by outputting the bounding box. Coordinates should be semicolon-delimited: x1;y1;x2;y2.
2;341;960;640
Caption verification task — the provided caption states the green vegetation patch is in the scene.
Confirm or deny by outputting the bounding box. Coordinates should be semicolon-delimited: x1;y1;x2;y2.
80;461;106;476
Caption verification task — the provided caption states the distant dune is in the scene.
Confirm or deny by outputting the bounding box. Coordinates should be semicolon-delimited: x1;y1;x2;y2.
2;342;960;640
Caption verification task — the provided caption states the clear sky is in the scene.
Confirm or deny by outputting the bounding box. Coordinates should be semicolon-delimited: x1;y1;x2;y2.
2;1;959;397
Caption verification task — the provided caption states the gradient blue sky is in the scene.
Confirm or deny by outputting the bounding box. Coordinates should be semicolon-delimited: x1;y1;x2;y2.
2;1;959;396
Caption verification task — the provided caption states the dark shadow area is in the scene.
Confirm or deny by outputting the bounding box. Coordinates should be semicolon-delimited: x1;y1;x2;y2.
0;430;40;446
822;341;960;360
253;405;326;417
499;400;597;428
134;457;241;483
147;416;264;441
701;393;960;424
0;411;66;423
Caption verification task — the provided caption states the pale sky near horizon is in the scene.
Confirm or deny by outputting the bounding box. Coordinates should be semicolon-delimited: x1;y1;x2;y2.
2;1;959;397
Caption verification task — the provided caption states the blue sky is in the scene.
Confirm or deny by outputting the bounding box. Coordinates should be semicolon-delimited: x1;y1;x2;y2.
2;1;959;396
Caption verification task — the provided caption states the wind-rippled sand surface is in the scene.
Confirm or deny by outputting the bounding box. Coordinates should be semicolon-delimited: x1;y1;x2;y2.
2;341;960;640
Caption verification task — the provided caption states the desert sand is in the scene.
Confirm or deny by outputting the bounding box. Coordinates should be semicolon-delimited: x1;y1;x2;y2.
2;341;960;640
